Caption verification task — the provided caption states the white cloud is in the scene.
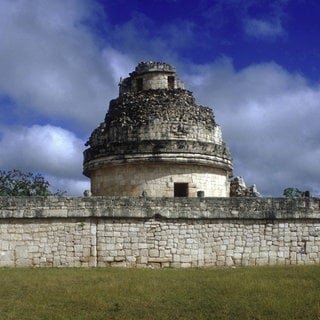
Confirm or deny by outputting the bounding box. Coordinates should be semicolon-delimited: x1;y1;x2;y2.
46;176;90;196
0;0;141;196
0;0;133;132
244;18;285;39
101;48;136;83
0;124;89;195
189;59;320;196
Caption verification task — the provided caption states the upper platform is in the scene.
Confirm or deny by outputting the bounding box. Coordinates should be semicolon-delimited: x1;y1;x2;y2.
119;61;185;95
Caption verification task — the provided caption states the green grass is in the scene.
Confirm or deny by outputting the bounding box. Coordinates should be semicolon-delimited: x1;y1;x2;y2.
0;265;320;320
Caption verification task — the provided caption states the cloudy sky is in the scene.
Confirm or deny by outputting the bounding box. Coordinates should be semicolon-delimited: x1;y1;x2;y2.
1;0;319;197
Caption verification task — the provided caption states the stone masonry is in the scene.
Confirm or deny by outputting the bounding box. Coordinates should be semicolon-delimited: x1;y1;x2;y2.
83;62;233;197
1;196;320;268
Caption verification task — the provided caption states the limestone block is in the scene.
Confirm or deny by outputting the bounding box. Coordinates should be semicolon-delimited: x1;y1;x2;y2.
225;257;234;266
149;249;159;257
138;256;148;264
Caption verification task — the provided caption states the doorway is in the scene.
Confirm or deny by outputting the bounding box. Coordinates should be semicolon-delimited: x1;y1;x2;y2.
174;183;188;197
168;76;175;89
136;78;143;91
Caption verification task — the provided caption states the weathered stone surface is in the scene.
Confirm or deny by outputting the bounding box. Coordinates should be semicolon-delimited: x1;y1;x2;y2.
1;196;320;268
83;62;232;197
230;176;261;197
0;196;319;219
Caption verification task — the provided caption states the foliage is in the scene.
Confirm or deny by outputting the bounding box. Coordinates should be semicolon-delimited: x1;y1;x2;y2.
283;187;303;198
0;169;65;196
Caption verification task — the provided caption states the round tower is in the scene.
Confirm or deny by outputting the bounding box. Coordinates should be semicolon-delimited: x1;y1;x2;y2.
83;62;233;197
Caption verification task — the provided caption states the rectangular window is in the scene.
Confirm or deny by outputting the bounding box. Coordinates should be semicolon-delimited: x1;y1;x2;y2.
174;183;188;197
168;76;175;89
136;78;143;91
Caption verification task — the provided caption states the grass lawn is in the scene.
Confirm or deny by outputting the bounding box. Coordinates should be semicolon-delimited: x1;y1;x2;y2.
0;265;320;320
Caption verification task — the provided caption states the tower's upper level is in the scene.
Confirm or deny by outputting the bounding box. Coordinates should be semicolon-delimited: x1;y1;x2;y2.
84;61;233;178
119;61;185;95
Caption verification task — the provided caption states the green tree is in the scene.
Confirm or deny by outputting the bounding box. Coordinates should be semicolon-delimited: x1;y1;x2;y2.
283;187;303;198
0;169;65;196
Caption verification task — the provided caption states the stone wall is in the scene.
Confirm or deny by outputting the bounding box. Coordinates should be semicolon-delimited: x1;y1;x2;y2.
83;89;232;197
133;72;178;91
86;90;223;150
85;61;232;198
119;61;185;94
1;196;320;268
90;163;229;197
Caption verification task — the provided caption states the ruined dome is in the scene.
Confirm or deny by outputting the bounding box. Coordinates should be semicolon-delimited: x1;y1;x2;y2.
83;61;233;197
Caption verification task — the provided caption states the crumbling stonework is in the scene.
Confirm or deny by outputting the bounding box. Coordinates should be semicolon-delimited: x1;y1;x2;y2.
84;62;233;197
1;196;320;268
230;176;261;197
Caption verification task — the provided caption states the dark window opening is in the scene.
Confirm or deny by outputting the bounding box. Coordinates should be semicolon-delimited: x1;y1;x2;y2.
168;76;175;89
136;78;143;91
174;183;188;197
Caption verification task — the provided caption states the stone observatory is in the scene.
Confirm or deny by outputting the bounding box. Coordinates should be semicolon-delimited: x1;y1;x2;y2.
83;61;233;197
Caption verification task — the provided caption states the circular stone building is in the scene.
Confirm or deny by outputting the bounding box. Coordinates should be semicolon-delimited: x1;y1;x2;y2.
83;62;233;197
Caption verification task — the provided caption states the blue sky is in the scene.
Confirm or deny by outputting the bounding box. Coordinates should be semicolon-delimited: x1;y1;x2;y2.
0;0;320;196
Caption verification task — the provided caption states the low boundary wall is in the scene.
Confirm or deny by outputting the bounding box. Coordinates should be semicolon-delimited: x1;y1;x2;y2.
1;197;320;267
